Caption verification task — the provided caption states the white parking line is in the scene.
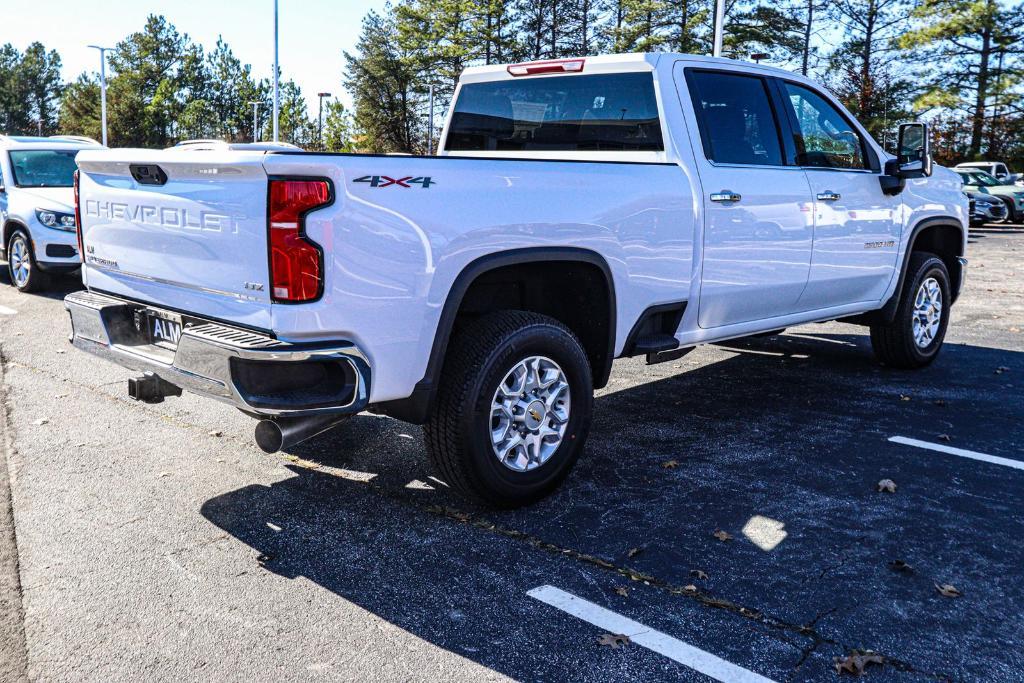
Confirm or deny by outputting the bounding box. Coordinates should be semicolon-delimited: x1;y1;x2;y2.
0;305;16;315
889;436;1024;471
528;585;776;683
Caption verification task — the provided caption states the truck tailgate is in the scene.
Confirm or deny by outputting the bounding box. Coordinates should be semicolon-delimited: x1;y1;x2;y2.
75;149;272;330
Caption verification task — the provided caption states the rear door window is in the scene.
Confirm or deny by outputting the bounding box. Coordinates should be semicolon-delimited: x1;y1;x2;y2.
684;70;785;166
445;72;664;152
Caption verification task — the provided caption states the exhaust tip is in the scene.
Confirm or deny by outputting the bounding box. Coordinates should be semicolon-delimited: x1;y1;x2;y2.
254;419;284;453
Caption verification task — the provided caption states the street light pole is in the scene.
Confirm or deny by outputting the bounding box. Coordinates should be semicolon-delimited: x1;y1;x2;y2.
427;84;435;155
712;0;725;57
87;45;112;146
317;92;331;151
249;101;262;142
272;0;280;142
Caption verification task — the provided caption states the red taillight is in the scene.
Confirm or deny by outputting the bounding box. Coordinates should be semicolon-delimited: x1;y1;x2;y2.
73;169;84;262
268;179;331;302
506;58;585;77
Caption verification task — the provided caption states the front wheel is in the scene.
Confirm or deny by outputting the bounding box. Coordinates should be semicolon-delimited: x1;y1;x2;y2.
870;252;951;369
6;230;49;292
424;311;594;508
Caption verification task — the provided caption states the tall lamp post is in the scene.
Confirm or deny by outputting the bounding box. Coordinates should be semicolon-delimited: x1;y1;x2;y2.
87;45;113;145
272;0;280;143
317;92;331;151
249;101;263;143
712;0;725;57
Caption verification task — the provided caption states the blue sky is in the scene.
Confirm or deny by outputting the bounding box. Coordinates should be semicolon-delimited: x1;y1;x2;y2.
0;0;390;111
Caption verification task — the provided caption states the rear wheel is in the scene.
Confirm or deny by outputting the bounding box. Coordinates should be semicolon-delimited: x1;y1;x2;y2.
6;230;48;292
424;311;593;508
870;252;950;369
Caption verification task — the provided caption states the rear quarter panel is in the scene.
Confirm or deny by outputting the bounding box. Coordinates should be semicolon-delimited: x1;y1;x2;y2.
262;153;695;403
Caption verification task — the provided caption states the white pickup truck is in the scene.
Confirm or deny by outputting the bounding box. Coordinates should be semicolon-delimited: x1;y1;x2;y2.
66;53;967;507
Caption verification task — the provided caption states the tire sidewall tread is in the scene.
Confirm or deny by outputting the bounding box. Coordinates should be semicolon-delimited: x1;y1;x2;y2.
424;311;593;508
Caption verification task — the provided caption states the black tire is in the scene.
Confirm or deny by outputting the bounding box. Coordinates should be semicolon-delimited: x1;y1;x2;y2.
6;229;49;293
998;197;1017;224
424;311;594;508
870;252;951;369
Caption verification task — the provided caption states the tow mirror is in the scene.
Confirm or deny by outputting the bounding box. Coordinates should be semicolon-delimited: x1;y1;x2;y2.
896;122;931;178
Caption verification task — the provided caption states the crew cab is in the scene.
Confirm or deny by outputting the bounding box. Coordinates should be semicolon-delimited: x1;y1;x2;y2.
66;54;967;507
1;135;104;291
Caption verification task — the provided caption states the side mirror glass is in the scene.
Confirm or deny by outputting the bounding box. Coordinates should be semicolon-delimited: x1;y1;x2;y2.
897;122;932;178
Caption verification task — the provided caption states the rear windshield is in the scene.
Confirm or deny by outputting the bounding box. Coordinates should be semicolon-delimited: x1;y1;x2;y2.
8;150;78;188
445;72;664;152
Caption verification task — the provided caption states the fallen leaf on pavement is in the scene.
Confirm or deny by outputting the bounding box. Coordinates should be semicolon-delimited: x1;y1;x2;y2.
835;651;885;676
597;633;630;649
935;583;962;598
661;459;679;469
614;586;629;598
690;569;709;580
877;478;897;493
889;559;914;574
713;529;733;542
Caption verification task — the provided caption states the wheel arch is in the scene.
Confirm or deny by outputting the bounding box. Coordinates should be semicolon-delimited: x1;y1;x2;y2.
863;216;965;326
373;246;617;424
1;218;29;258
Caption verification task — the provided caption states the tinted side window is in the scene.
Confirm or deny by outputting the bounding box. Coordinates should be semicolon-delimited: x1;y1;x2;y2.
685;70;784;166
445;73;663;152
782;83;867;170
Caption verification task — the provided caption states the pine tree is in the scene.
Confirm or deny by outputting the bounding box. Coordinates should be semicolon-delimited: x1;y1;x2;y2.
344;10;425;154
900;0;1024;158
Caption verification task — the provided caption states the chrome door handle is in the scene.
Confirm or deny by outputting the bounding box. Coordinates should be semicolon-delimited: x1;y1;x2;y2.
816;191;841;201
710;190;741;203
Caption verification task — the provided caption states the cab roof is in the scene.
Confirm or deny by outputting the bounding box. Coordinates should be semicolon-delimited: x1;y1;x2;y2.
458;52;796;84
0;135;105;150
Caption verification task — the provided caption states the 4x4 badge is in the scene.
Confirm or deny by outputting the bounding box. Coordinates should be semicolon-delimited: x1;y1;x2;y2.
354;175;435;188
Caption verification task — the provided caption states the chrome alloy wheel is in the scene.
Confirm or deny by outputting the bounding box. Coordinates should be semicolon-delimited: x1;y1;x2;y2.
912;277;943;348
9;235;31;288
490;355;571;472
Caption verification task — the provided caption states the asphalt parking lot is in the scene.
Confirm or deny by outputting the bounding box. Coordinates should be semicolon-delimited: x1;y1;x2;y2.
1;226;1022;682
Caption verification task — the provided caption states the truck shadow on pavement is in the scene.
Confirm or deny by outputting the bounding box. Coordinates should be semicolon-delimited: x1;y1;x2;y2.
201;331;1024;681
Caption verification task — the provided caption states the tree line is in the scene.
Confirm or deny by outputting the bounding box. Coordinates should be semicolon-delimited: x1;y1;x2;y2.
1;15;355;151
346;0;1024;165
1;2;1022;165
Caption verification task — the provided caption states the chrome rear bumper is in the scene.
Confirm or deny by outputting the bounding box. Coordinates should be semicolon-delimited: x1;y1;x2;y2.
64;290;370;417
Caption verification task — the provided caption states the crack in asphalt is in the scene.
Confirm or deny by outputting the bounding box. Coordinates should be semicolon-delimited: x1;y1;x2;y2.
4;354;955;681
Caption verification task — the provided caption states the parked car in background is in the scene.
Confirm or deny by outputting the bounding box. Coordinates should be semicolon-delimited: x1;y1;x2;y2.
67;54;967;507
956;168;1024;222
0;135;105;291
955;161;1021;185
967;191;1008;225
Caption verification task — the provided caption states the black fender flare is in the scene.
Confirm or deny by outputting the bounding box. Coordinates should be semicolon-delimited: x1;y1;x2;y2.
874;216;965;324
373;246;617;424
1;218;30;259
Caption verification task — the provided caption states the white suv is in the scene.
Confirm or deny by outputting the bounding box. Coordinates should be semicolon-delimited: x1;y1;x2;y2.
0;135;104;291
